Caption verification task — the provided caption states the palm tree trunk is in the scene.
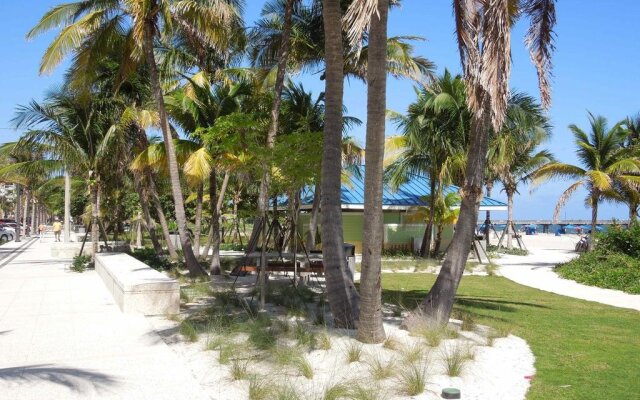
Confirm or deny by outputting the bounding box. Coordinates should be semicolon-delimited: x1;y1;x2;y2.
91;184;99;259
133;175;163;256
22;190;30;231
252;0;295;308
193;183;204;258
145;172;178;258
209;169;221;274
357;0;388;344
203;170;229;262
484;182;494;248
420;178;437;257
305;183;321;250
30;197;36;237
506;189;514;250
434;225;444;255
143;21;205;278
321;0;360;329
64;171;71;242
630;203;638;222
403;107;490;327
14;184;21;242
590;193;598;251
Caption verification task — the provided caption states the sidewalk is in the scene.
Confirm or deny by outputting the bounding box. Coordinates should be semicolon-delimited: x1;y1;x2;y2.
0;235;210;399
497;234;640;312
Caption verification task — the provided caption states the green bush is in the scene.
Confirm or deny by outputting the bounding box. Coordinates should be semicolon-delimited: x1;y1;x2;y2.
597;223;640;258
130;248;172;271
71;255;92;273
557;251;640;294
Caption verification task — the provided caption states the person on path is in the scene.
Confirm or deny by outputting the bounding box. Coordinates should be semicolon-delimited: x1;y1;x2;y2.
52;219;62;242
38;223;46;242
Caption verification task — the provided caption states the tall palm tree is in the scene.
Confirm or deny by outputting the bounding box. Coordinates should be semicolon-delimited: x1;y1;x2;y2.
386;71;469;258
401;0;558;327
532;113;640;249
489;92;553;248
28;0;242;277
321;0;360;329
355;0;388;343
11;87;124;259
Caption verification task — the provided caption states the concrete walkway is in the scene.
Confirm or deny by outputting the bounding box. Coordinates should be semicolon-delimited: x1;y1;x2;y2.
0;235;210;399
497;234;640;311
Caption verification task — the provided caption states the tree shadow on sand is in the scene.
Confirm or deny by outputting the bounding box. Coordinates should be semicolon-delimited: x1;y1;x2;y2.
0;364;120;393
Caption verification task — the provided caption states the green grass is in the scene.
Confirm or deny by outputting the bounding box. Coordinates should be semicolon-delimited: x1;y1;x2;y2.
382;273;640;400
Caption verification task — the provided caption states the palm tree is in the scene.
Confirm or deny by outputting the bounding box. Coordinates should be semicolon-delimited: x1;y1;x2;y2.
489;93;553;249
355;0;388;343
11;87;124;259
28;0;242;277
321;0;360;329
386;71;468;258
532;113;640;249
401;0;558;327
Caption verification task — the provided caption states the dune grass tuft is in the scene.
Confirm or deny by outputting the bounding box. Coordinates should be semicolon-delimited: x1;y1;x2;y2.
345;341;364;363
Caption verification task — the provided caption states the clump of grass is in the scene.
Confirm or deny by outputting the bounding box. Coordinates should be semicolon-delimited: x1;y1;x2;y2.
399;343;425;364
441;343;470;377
218;342;241;364
205;334;224;351
318;332;332;350
179;320;199;342
485;263;498;276
322;382;351;400
247;319;276;350
248;377;272;400
294;322;317;348
367;356;396;380
349;383;382;400
397;361;428;396
272;319;291;335
382;335;402;351
273;384;300;400
345;341;363;363
294;355;314;379
180;289;191;303
230;360;250;380
485;325;512;346
313;309;326;326
453;311;476;331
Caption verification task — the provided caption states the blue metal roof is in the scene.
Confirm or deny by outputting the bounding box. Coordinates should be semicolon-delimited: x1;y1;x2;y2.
280;166;507;211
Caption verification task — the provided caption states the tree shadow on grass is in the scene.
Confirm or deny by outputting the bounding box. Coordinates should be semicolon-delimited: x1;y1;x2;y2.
0;364;120;393
382;289;550;314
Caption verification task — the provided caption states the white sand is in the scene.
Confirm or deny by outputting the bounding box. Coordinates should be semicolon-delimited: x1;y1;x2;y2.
149;312;535;400
496;234;640;311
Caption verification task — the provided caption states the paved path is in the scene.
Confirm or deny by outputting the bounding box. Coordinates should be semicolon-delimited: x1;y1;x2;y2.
497;234;640;311
0;236;210;399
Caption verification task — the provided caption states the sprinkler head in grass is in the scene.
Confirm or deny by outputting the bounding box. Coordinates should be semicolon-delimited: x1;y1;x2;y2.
441;387;461;399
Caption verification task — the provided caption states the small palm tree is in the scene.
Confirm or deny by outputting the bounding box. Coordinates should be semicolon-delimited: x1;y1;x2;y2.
533;113;640;249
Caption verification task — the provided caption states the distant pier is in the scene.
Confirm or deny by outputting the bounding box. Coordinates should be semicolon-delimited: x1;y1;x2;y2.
487;220;631;234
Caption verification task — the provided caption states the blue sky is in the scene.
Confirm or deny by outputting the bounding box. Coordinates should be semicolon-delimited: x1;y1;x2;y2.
1;1;639;221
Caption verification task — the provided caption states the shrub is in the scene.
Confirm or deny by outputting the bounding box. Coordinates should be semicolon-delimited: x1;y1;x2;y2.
130;248;173;271
556;250;640;294
597;223;640;257
70;255;92;273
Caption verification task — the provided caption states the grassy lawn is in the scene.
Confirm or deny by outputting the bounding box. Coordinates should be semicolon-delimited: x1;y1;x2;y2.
382;273;640;400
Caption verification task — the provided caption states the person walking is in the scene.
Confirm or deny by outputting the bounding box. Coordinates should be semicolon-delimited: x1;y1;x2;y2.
52;218;62;242
38;223;46;242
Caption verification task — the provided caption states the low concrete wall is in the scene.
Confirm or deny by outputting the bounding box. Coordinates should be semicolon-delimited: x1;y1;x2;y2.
95;253;179;315
51;242;92;258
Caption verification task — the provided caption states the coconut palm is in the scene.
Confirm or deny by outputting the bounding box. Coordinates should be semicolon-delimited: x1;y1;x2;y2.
532;113;640;249
29;0;243;277
386;71;469;258
489;92;553;249
398;0;558;326
11;87;126;258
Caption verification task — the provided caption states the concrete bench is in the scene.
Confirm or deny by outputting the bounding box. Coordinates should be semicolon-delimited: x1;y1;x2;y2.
95;253;179;315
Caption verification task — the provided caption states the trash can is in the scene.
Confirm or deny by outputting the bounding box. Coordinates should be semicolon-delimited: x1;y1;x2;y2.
343;243;356;279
